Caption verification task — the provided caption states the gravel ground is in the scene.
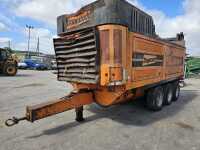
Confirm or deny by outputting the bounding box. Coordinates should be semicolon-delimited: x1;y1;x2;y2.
0;70;200;150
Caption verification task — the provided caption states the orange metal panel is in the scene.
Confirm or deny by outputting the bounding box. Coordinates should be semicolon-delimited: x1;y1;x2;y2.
114;29;122;64
100;64;110;86
110;67;123;82
94;86;126;106
98;25;127;86
99;29;110;64
71;83;97;91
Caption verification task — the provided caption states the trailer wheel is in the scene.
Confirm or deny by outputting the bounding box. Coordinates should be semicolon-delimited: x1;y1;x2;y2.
172;82;180;101
164;84;173;105
146;87;164;111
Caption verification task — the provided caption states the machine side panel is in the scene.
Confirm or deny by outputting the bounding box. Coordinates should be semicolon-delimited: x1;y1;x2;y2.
127;33;185;90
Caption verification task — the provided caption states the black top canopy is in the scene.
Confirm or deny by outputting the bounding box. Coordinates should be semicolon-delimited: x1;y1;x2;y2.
57;0;156;37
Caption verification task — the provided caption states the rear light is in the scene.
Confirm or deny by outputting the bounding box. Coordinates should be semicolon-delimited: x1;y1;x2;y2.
99;30;110;64
114;29;122;64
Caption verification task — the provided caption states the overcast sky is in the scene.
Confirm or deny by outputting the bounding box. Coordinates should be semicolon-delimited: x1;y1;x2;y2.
0;0;199;56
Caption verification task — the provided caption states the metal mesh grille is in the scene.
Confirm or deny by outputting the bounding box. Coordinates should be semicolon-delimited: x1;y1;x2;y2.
54;27;99;84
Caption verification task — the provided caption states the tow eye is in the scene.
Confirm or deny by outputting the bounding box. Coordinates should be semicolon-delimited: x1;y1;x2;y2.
5;117;27;127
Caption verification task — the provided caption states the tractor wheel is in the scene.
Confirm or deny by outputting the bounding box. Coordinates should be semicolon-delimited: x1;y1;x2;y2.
146;86;164;111
3;63;17;76
163;84;173;105
172;82;180;101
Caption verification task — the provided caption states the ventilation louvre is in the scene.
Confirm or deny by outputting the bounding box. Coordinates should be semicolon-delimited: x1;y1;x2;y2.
54;27;99;84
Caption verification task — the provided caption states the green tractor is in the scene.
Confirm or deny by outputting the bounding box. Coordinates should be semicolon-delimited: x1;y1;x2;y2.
0;48;18;76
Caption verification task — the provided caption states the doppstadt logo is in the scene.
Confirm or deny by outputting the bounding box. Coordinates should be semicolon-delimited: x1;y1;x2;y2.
66;10;91;30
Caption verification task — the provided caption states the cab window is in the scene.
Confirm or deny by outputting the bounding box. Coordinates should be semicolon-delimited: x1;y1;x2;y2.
0;50;7;60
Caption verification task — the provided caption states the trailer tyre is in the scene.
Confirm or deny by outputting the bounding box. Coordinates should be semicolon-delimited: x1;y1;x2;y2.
164;84;173;105
172;82;180;101
146;87;164;111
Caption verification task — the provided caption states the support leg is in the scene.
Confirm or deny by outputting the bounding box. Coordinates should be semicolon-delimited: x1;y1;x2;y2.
75;106;84;122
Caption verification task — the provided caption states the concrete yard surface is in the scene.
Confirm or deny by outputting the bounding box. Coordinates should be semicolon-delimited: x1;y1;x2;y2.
0;70;200;150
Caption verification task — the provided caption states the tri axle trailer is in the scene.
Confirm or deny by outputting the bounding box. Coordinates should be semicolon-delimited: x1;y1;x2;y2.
6;0;186;127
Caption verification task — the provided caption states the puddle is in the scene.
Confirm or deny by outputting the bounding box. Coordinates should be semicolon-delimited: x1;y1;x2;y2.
14;83;45;88
175;122;194;131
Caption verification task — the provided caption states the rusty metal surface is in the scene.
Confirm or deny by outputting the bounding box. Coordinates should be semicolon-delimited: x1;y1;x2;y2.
99;30;110;64
57;0;155;37
54;27;99;84
114;29;122;64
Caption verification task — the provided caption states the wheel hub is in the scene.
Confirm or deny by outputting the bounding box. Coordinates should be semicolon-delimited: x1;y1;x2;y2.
7;67;15;74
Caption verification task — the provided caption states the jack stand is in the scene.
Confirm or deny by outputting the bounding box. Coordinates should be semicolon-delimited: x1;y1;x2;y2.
75;106;84;122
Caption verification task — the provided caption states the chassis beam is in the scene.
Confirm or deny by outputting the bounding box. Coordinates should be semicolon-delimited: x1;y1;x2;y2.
5;92;93;126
